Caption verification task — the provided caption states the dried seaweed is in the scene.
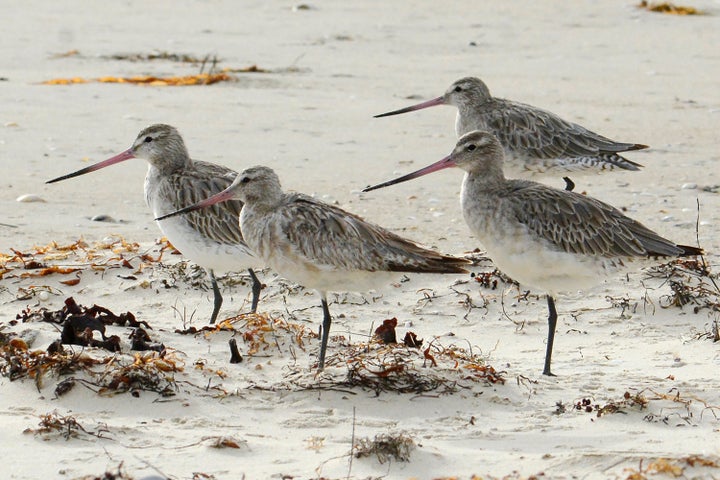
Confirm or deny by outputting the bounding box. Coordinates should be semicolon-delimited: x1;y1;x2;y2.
354;432;415;463
0;339;103;383
97;352;182;397
103;51;219;63
638;1;703;15
330;340;504;395
374;317;398;344
17;296;152;352
623;455;720;480
23;411;110;440
562;387;720;424
43;73;234;86
1;236;171;284
645;258;720;313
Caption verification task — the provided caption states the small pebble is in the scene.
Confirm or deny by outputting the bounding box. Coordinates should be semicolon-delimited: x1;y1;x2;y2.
661;215;675;222
16;194;46;203
681;183;697;190
38;291;49;302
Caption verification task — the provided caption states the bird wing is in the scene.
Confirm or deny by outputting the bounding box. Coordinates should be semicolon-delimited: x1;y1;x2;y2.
482;99;643;159
508;182;684;258
155;161;246;245
278;195;468;274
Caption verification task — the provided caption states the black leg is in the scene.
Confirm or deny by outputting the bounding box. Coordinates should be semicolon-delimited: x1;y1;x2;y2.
318;295;332;370
562;176;575;192
247;268;263;313
209;269;223;325
543;295;558;376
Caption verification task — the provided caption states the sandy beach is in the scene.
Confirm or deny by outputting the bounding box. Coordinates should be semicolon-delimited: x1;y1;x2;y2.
1;1;720;479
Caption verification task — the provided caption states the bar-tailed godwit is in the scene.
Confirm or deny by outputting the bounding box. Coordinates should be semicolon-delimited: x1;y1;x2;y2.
363;130;702;375
156;165;470;369
375;77;647;189
47;124;263;324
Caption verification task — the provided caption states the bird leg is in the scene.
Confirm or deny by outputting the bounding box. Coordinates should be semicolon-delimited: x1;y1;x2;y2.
562;177;575;192
247;268;263;313
543;295;558;376
209;269;223;324
318;295;332;370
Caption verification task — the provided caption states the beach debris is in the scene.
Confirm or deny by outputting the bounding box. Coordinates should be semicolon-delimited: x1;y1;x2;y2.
50;49;80;58
571;391;649;417
129;327;165;352
54;377;76;397
374;317;398;344
21;296;151;330
103;51;220;64
638;1;703;14
23;411;110;440
645;257;719;314
99;352;182;397
228;338;243;363
561;388;720;425
0;237;171;286
471;266;516;290
354;432;415;463
336;339;504;395
43;73;233;86
403;331;423;348
205;435;248;449
622;455;720;479
224;64;269;73
13;297;163;357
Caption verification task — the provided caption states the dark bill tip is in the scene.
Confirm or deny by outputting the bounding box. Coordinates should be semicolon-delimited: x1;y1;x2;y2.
373;96;445;118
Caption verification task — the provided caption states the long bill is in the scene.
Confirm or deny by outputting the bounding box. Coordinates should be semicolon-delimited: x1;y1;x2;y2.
373;96;445;118
362;154;457;193
155;185;236;222
46;149;136;184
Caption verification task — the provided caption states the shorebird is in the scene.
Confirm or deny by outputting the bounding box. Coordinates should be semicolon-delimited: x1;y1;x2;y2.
46;124;263;324
375;77;647;190
363;130;702;376
156;166;470;369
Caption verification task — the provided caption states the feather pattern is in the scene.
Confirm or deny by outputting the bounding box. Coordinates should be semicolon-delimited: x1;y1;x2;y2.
505;181;686;258
466;98;643;172
149;161;245;246
276;195;468;274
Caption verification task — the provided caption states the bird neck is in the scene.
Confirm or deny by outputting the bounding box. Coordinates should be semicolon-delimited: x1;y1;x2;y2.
150;146;193;176
243;189;286;214
461;164;506;193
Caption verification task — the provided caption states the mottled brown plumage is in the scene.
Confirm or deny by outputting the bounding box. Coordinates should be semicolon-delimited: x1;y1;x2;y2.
376;77;647;178
157;165;469;369
47;124;263;323
364;130;701;375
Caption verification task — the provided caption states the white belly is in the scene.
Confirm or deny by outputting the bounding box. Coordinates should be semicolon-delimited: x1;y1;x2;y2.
155;215;257;273
461;189;620;296
271;255;398;294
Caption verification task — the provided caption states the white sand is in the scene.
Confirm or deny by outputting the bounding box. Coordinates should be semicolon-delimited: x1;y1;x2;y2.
1;1;719;479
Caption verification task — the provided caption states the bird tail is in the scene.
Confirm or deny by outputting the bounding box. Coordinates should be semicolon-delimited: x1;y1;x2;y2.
677;244;704;257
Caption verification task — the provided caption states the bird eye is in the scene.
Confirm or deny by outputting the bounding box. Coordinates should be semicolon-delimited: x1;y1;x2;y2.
454;86;462;92
240;176;251;184
144;136;153;143
467;144;476;151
